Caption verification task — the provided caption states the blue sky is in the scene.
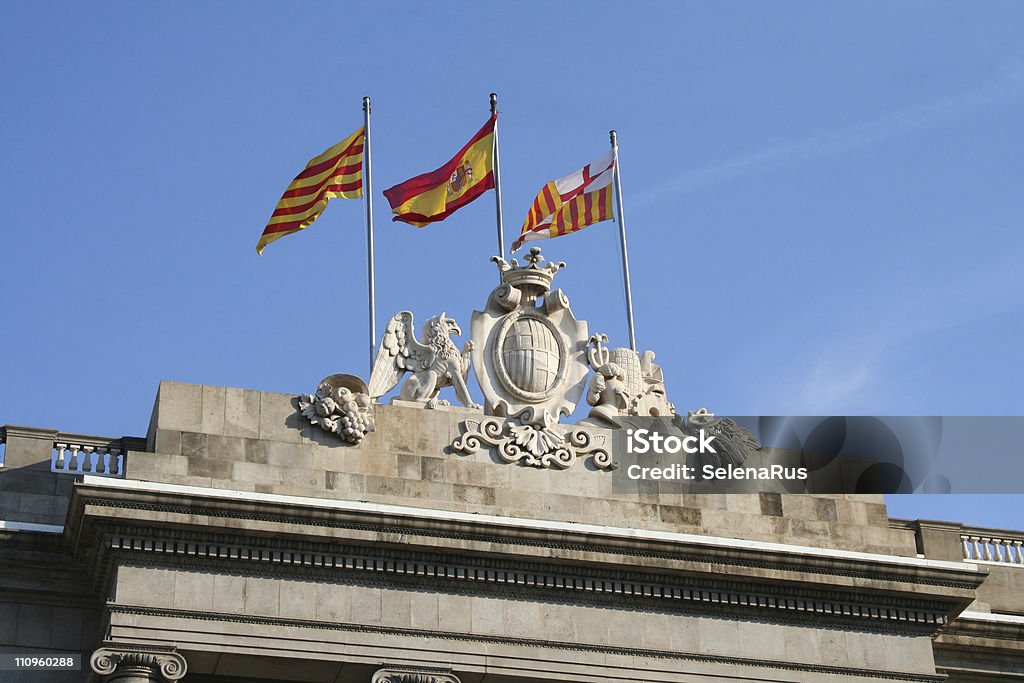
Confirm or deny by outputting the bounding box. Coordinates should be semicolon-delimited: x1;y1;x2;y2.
1;2;1022;527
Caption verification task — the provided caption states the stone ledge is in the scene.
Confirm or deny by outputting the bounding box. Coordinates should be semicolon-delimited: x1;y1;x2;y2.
68;477;985;616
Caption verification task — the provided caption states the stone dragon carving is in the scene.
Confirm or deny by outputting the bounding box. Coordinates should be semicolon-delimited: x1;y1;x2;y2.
369;311;479;409
684;407;762;467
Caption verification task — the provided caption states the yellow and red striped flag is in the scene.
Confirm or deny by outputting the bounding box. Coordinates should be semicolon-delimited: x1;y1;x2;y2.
383;115;495;227
256;126;365;255
512;151;615;252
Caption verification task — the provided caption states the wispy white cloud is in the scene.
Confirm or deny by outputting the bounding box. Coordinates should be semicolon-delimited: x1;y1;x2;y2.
631;62;1024;206
777;250;1024;414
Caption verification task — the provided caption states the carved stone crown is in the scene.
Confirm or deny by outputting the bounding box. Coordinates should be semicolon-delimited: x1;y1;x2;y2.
492;247;566;300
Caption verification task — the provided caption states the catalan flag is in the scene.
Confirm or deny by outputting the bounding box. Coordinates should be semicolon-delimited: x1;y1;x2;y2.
383;115;495;227
256;126;365;255
512;151;615;252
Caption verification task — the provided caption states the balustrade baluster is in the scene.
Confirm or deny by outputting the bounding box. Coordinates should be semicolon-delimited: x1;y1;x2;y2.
67;445;80;473
54;443;67;471
960;533;1024;566
995;539;1008;563
81;446;95;473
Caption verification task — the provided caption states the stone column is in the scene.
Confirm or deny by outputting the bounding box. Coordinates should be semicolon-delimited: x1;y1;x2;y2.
372;668;462;683
89;647;187;683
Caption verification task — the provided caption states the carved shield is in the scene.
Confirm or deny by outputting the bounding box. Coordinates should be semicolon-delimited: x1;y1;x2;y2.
471;286;589;425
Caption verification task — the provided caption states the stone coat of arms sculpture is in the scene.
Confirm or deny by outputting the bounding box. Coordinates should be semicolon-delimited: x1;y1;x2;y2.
452;247;613;470
298;246;674;469
469;247;589;427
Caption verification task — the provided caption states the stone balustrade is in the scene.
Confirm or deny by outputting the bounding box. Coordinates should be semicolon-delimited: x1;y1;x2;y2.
961;529;1024;565
52;434;134;477
1;424;148;526
0;426;145;479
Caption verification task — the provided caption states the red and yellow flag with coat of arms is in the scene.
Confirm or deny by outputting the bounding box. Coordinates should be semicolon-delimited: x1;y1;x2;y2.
383;115;496;227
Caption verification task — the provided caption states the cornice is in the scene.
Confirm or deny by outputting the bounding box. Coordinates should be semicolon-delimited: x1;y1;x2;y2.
938;612;1024;644
64;479;983;636
73;499;982;613
99;531;951;634
1;424;58;439
66;482;984;592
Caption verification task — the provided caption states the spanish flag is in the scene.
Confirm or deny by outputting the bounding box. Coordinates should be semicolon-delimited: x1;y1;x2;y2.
383;115;495;227
256;126;365;255
512;151;615;252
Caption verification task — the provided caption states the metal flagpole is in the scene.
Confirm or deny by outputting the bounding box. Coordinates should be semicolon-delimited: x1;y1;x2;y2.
610;130;637;352
363;96;376;374
490;93;506;260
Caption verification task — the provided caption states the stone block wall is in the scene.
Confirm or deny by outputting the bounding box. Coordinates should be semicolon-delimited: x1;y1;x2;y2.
0;427;75;527
108;564;940;679
131;381;917;556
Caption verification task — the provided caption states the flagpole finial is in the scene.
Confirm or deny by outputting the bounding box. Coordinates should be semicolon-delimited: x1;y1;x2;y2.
363;96;371;113
490;92;498;115
610;129;618;147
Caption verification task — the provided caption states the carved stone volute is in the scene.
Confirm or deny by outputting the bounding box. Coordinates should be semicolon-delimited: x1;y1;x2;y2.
371;667;462;683
90;645;187;682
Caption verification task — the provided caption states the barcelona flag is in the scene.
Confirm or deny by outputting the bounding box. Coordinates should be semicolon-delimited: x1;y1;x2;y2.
513;151;615;253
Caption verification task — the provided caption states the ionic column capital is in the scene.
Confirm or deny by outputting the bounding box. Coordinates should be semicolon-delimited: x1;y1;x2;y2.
372;667;462;683
90;645;187;682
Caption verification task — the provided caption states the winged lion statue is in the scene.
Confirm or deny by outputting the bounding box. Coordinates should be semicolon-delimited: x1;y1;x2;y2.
368;311;480;409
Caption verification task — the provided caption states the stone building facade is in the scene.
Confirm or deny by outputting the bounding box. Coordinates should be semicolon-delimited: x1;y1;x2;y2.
1;380;1022;682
